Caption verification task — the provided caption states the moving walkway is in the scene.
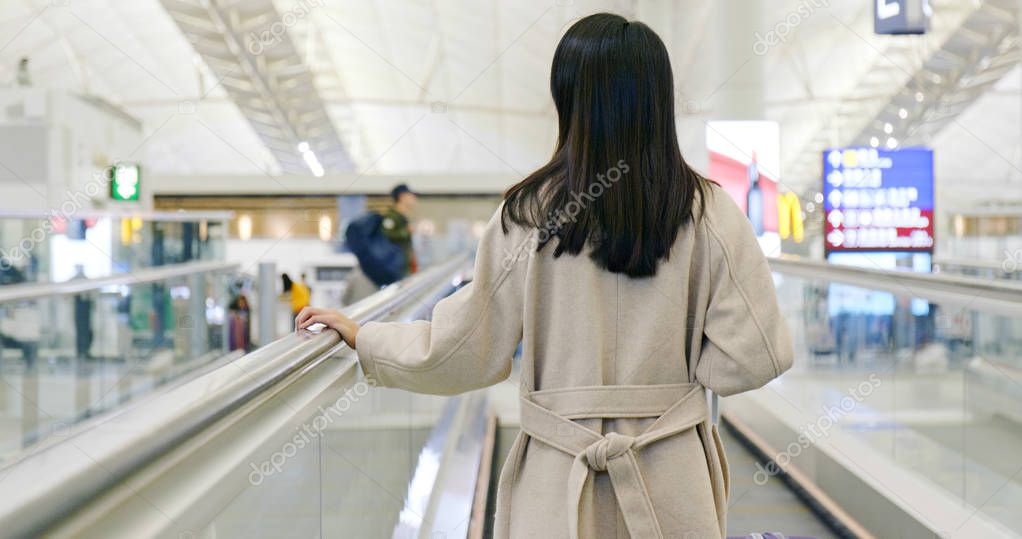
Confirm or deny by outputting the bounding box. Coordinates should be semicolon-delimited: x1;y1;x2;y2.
2;253;1020;538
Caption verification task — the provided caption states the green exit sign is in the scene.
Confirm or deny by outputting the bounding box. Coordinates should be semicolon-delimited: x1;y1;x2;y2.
110;163;141;201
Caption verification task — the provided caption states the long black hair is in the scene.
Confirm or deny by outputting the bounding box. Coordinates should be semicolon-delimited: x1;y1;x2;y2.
501;13;707;278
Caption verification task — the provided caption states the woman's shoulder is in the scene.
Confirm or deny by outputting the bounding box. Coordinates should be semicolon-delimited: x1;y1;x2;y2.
490;200;536;241
693;180;762;263
479;201;535;257
697;181;746;231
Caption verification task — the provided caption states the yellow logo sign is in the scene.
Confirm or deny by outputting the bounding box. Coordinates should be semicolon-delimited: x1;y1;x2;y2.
778;192;804;243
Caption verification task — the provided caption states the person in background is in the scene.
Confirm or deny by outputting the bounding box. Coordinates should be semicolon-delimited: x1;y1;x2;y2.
300;272;313;299
228;294;251;352
0;259;25;285
382;183;418;275
281;273;310;330
16;57;31;87
71;265;93;360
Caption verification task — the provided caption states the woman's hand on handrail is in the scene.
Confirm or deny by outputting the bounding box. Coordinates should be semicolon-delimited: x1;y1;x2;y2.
295;307;359;349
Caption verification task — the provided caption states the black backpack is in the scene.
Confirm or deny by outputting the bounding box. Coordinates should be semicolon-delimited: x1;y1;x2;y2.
344;212;406;287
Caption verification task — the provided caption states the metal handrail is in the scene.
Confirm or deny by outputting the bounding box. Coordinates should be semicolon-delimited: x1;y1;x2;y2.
0;256;470;538
933;256;1014;273
0;261;239;303
0;209;233;221
769;255;1022;317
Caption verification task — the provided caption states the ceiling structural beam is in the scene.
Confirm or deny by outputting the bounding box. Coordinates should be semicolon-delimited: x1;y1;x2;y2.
852;0;1019;148
122;94;554;118
783;0;991;195
159;0;353;175
150;172;519;196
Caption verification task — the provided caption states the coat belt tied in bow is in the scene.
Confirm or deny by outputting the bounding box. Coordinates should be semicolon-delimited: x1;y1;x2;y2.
518;383;709;539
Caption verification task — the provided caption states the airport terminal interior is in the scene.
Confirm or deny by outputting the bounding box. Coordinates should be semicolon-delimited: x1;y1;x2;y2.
0;0;1021;537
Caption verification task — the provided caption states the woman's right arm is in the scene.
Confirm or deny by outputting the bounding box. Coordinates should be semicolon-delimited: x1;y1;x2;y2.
352;206;527;395
695;191;794;396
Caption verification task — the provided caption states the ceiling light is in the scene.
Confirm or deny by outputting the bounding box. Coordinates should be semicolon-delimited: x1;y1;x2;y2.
318;215;333;241
302;151;324;177
297;141;324;177
238;214;253;241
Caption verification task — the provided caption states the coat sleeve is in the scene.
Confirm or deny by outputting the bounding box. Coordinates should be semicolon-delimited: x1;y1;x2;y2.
355;207;525;395
695;191;794;396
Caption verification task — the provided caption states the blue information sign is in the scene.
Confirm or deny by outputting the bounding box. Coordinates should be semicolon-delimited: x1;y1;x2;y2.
822;147;934;253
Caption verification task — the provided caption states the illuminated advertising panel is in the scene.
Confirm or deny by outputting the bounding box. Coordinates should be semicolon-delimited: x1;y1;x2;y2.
706;121;781;252
822;147;934;253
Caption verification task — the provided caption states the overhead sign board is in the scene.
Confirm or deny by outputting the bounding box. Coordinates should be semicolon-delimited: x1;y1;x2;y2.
875;0;931;35
822;147;934;253
110;162;141;202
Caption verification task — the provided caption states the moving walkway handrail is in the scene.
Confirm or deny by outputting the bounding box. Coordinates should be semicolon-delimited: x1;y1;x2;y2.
0;209;233;221
933;256;1015;272
0;260;239;303
0;255;469;538
769;255;1022;317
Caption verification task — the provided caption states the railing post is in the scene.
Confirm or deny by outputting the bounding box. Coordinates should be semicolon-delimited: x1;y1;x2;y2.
187;272;205;360
707;389;719;426
258;262;277;345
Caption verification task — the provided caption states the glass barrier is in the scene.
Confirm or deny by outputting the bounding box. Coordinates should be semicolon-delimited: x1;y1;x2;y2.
0;265;235;462
190;267;477;539
0;255;474;539
196;385;456;538
933;257;1022;282
766;266;1022;533
0;211;229;285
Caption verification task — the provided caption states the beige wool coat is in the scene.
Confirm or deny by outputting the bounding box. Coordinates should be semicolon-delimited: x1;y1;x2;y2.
357;183;794;538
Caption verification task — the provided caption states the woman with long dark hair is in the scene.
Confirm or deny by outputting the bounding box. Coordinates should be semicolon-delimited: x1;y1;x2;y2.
297;13;792;538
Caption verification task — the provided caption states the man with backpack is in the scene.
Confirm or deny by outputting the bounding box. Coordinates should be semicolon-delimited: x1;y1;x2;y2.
380;183;418;276
341;184;419;304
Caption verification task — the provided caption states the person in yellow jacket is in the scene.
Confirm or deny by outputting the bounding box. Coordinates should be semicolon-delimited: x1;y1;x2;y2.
282;273;311;329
